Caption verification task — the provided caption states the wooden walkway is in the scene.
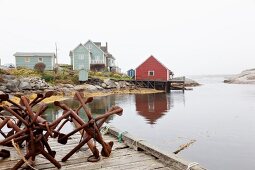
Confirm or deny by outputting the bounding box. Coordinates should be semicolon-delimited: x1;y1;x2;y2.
0;133;173;170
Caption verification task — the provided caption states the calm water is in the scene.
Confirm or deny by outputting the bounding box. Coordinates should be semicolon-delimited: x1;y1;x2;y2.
44;76;255;170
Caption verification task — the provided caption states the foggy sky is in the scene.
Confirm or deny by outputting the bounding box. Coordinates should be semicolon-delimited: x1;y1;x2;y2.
0;0;255;76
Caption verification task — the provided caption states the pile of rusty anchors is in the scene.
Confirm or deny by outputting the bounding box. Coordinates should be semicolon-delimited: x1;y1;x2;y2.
0;91;123;169
0;92;63;169
55;92;123;162
0;91;54;142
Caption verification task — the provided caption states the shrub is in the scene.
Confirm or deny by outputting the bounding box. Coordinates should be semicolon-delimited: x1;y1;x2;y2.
34;62;46;73
0;69;8;74
10;68;40;77
112;73;122;79
41;73;54;82
94;72;103;77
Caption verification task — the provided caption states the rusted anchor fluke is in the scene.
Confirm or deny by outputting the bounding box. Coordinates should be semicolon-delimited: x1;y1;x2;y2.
0;93;9;102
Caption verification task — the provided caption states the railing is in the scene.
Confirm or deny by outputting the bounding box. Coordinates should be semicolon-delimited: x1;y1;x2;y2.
91;60;104;64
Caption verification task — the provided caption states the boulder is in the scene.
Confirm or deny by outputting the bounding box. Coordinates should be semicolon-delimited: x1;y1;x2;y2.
104;79;116;88
224;69;255;84
118;81;127;88
19;81;32;90
74;85;87;91
101;83;107;88
63;84;74;88
84;84;98;92
0;86;7;91
2;75;16;80
6;79;20;92
95;85;104;90
115;82;120;90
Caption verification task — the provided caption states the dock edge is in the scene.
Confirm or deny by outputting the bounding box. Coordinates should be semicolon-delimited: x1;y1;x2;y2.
107;126;206;170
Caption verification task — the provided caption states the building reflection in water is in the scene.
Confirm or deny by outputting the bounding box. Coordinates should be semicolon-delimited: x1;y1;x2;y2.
135;93;173;125
43;93;185;126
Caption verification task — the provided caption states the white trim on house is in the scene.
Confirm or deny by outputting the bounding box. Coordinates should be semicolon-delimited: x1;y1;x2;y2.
51;56;54;70
84;40;106;54
72;51;74;70
148;70;155;76
14;52;55;57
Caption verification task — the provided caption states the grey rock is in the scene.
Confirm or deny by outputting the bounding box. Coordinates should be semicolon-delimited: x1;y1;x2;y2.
63;84;74;88
224;69;255;84
34;84;41;90
0;86;6;91
104;79;116;88
95;85;104;90
118;81;127;88
101;83;107;88
19;81;32;90
2;75;16;80
85;84;98;92
74;85;87;91
30;83;36;87
48;86;55;90
6;79;20;92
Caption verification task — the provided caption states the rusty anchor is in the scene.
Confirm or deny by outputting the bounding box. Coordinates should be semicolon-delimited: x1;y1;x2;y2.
54;92;123;162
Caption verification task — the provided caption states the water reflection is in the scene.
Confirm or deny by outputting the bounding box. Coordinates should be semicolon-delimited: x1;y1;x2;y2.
43;93;181;126
135;93;172;124
43;95;117;123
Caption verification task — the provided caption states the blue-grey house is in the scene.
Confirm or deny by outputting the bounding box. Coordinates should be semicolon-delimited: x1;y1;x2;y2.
70;40;118;72
14;52;56;70
69;44;90;81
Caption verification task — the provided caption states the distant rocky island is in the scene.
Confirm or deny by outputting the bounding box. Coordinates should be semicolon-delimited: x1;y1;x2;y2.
224;69;255;84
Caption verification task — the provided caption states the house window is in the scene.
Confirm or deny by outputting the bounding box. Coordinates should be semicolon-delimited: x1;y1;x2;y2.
38;57;43;62
25;57;30;62
148;71;154;76
79;54;84;60
87;44;92;50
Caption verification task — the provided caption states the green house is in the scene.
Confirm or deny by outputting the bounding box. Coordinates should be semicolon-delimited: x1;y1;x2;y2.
14;52;56;70
69;44;90;81
70;40;117;72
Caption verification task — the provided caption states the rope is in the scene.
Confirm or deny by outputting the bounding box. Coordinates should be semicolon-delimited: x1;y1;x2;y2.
186;162;199;170
11;139;38;170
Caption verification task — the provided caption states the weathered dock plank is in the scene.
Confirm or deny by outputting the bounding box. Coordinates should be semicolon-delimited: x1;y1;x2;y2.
107;126;206;170
0;132;173;170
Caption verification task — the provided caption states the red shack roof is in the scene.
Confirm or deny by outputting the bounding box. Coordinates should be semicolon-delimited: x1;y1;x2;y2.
135;55;173;74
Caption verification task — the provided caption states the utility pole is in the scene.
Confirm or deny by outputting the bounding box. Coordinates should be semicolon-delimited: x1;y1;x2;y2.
55;42;58;66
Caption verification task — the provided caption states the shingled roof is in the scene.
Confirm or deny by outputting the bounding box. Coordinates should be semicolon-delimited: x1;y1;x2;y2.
14;52;55;57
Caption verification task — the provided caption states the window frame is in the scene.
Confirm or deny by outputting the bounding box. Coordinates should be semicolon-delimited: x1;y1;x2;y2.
38;57;43;62
148;70;155;76
79;54;84;60
25;57;30;62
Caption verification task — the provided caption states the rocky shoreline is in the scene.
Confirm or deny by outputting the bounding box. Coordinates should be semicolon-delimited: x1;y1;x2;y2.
0;74;164;97
224;69;255;84
0;74;200;99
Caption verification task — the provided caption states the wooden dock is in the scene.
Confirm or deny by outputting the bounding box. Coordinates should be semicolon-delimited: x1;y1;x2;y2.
127;77;186;92
0;125;205;170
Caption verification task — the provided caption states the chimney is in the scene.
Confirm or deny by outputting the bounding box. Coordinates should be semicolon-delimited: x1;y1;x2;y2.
106;42;108;51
